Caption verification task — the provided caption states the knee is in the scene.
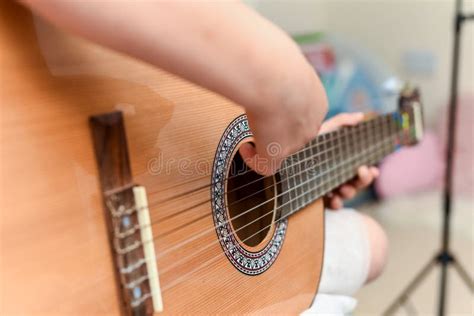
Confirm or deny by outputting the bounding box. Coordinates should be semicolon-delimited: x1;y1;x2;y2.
360;213;388;283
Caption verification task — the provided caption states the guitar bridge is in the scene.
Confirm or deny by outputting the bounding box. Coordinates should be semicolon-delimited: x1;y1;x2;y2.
90;112;163;315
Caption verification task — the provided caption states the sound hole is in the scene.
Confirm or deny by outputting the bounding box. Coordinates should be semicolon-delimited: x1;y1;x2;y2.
227;150;275;248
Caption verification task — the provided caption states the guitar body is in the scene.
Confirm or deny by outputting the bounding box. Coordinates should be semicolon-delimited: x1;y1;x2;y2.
0;2;323;315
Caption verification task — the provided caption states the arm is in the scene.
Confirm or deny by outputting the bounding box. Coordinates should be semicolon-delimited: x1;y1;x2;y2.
20;0;328;175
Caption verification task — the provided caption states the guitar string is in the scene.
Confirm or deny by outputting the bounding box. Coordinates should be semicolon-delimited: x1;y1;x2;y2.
143;114;396;221
120;136;394;288
128;110;394;299
115;115;395;259
144;136;329;202
144;107;398;198
124;129;364;233
156;134;394;266
153;122;395;252
144;125;343;199
118;134;396;278
145;129;349;204
115;119;395;247
114;116;396;246
158;138;395;292
143;131;340;201
142;115;395;235
158;142;393;279
145;113;395;205
111;140;356;243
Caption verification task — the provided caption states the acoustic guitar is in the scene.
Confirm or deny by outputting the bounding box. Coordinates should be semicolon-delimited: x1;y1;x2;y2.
0;2;424;315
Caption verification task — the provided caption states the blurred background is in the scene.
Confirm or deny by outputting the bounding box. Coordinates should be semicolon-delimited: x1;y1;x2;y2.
249;0;473;314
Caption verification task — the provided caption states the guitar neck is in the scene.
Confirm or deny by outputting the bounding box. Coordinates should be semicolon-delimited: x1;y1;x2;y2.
277;111;405;218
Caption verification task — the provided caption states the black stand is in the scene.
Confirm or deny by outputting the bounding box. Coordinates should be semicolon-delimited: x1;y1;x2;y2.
384;1;474;315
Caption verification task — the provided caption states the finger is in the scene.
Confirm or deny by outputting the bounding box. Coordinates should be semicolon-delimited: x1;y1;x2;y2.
369;166;380;178
323;193;334;210
239;143;282;176
337;184;357;200
329;195;343;210
353;165;373;189
320;112;364;133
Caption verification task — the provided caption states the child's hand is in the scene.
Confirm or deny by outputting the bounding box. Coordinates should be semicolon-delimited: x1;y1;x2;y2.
319;113;380;210
239;64;328;176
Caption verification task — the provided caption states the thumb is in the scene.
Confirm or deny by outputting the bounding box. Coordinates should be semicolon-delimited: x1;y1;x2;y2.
238;142;281;176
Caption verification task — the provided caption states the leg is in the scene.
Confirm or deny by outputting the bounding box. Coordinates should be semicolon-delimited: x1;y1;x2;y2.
318;210;389;294
359;213;388;283
305;209;389;315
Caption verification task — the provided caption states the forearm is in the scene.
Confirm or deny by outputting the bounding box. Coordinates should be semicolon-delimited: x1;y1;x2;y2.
21;0;316;111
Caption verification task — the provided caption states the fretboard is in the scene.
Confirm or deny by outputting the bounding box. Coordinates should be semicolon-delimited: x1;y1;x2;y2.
277;112;401;219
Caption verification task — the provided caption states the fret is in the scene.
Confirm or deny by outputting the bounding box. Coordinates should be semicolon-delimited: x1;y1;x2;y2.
313;136;322;198
287;154;299;212
369;118;379;165
287;156;300;213
343;127;353;185
339;127;350;189
371;118;381;164
308;138;319;200
321;133;330;195
367;118;374;147
315;134;325;198
324;134;333;195
358;122;367;169
343;127;353;190
346;123;357;178
358;120;367;169
300;146;311;205
333;130;344;191
310;137;318;198
383;115;392;156
369;115;392;166
383;115;393;156
387;114;397;151
294;150;304;210
355;123;363;168
387;114;392;139
391;114;399;147
381;115;387;144
377;116;386;163
391;114;399;145
296;139;318;209
307;141;318;203
378;116;387;161
380;115;391;151
277;159;291;219
354;122;363;169
368;119;377;164
349;125;357;174
356;121;375;176
327;132;339;193
387;114;396;150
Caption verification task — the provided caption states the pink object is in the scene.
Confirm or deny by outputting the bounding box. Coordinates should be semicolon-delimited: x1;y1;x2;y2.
375;132;444;198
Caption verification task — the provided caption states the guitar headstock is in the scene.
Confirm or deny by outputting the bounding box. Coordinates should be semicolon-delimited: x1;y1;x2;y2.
397;84;424;146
